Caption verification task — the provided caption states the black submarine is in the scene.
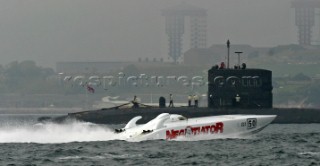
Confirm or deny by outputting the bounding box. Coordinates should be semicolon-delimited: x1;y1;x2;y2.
47;41;320;124
58;61;320;124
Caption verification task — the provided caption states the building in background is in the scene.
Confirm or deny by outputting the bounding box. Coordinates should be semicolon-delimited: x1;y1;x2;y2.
162;3;207;63
291;0;319;46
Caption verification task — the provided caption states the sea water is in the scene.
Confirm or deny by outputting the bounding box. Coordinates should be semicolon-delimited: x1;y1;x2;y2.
0;114;319;166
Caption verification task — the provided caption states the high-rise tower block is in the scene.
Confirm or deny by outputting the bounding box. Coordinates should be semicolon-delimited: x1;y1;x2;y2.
162;3;207;63
291;0;320;45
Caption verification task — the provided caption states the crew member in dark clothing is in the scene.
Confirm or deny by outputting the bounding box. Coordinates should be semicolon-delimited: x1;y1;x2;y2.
169;94;174;107
132;95;139;108
241;63;246;69
188;95;192;107
219;62;225;69
194;95;199;108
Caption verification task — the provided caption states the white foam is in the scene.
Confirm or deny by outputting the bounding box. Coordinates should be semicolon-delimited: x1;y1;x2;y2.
298;152;320;156
0;120;120;143
58;153;143;160
58;156;106;160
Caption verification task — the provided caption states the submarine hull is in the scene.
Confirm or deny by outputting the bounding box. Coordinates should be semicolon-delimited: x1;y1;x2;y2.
67;107;320;124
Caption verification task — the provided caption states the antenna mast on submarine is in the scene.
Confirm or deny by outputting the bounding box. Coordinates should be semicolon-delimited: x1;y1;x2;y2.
226;39;230;69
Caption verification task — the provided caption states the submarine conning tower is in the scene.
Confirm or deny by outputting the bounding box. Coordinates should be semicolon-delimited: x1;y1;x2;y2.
208;66;273;109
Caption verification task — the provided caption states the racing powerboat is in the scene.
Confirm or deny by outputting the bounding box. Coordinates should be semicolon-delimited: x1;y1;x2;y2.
115;113;276;142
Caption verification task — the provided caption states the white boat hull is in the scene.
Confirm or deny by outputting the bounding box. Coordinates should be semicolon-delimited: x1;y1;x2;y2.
116;113;276;142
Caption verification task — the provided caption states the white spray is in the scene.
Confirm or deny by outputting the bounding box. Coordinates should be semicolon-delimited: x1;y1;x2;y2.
0;120;120;144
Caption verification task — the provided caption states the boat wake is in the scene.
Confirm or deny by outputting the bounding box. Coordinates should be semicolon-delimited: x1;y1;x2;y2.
0;120;119;144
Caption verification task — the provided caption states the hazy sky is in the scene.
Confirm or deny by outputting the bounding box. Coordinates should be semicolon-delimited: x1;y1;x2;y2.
0;0;301;68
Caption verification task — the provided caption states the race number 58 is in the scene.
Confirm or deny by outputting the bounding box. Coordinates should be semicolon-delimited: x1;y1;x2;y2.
246;118;257;129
